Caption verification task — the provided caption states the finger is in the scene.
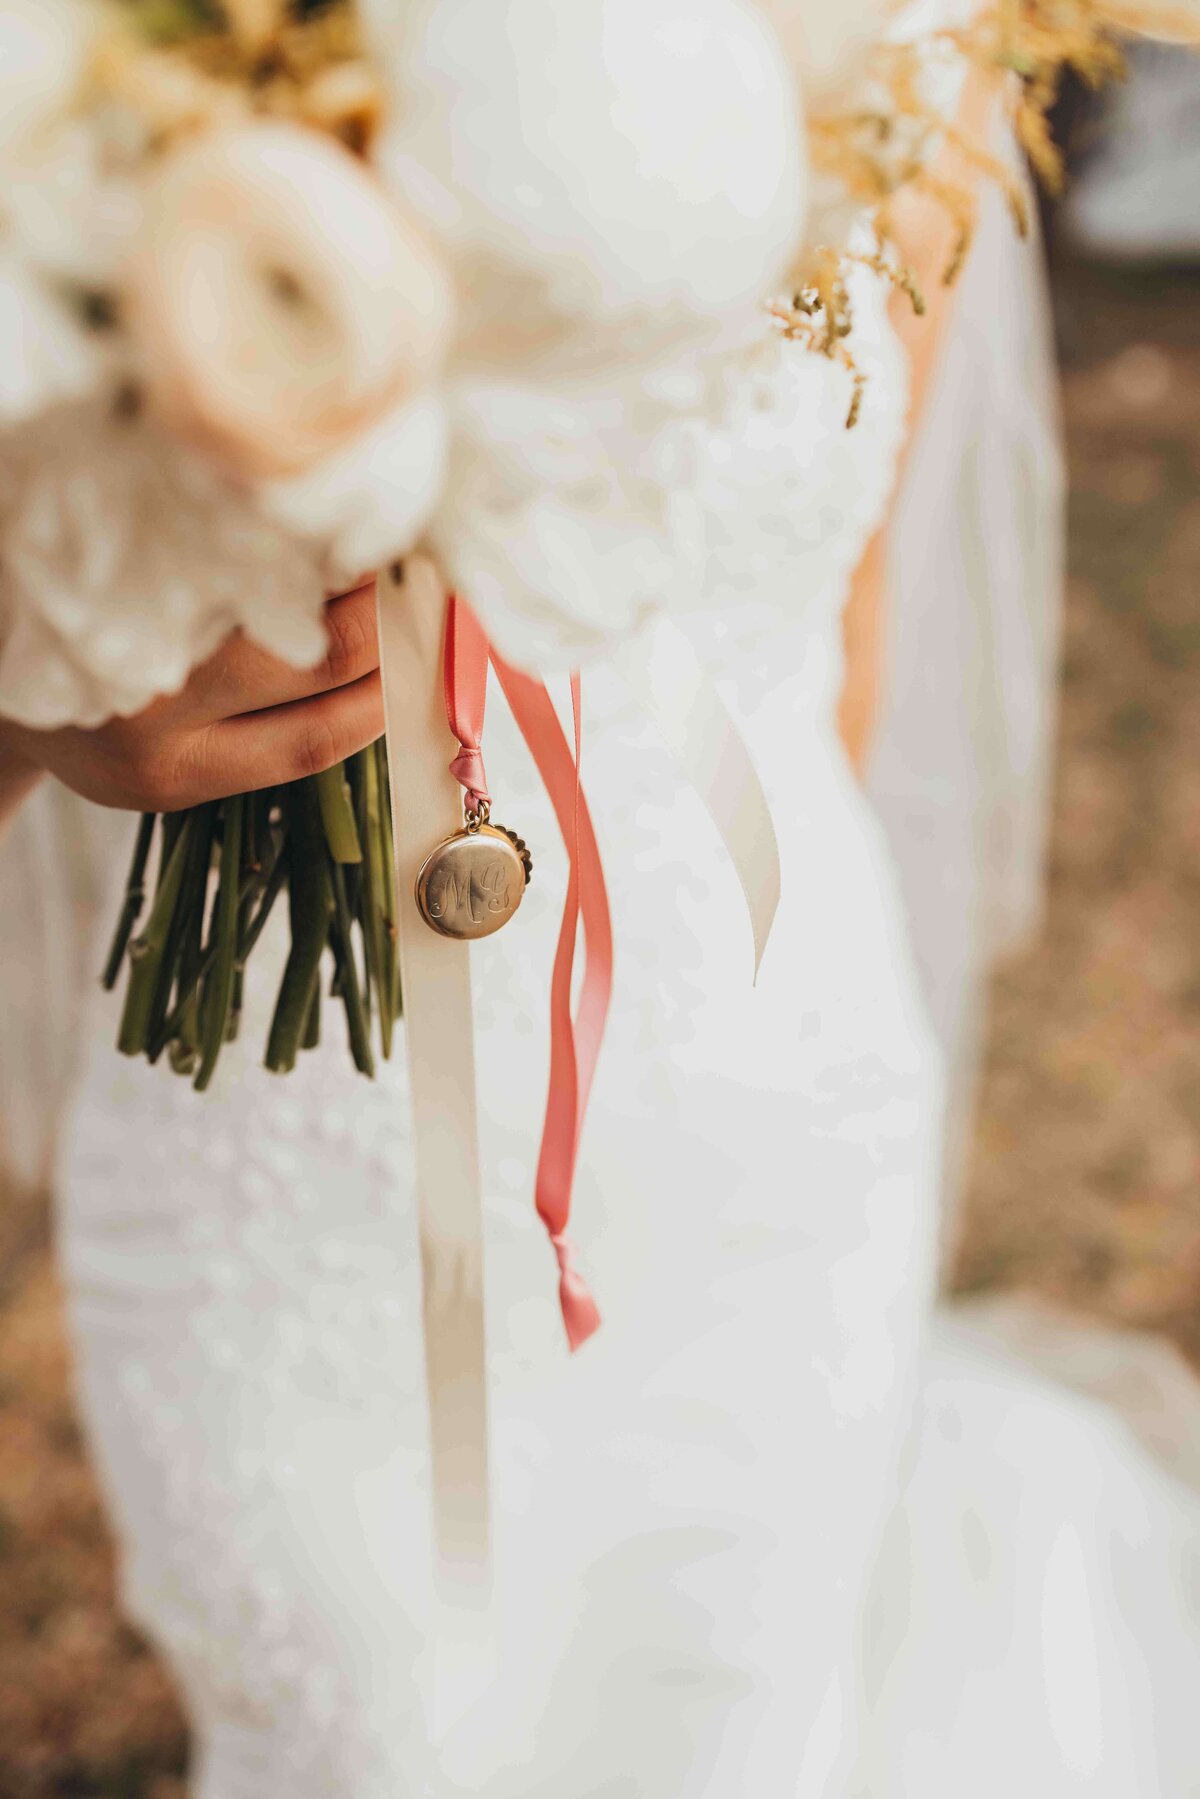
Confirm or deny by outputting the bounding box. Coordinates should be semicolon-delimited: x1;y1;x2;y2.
177;669;386;803
178;581;380;724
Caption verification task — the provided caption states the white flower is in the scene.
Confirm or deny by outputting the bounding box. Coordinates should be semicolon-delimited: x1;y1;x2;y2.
657;260;907;620
424;264;906;674
0;0;110;422
427;375;697;666
0;396;330;730
368;0;807;371
259;393;450;587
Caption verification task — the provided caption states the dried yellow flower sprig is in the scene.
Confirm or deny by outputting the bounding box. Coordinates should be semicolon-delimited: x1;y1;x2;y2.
787;0;1165;420
768;237;929;428
937;0;1129;193
767;281;868;430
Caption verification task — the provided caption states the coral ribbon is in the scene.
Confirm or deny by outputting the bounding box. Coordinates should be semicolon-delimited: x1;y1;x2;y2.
444;599;610;1353
443;594;492;812
490;654;611;1352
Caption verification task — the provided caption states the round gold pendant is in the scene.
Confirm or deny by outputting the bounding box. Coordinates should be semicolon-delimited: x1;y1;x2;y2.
415;823;532;941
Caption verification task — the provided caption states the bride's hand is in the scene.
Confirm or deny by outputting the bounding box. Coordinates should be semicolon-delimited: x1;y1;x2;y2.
0;581;384;817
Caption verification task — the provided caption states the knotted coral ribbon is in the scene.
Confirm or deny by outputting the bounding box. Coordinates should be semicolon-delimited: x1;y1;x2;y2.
443;594;492;812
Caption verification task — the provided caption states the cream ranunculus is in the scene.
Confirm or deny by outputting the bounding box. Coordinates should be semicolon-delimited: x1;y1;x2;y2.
128;121;455;481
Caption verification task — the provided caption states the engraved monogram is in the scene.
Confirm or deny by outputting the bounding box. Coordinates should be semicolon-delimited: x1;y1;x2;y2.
416;823;533;941
426;857;514;926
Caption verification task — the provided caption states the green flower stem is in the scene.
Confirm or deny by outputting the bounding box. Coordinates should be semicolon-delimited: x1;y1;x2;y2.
148;801;215;1063
330;862;374;1077
109;750;401;1079
194;794;244;1092
265;780;334;1074
346;749;371;1031
344;750;367;923
228;793;257;1042
239;839;288;964
378;740;400;1022
149;841;287;1062
301;978;321;1050
101;813;156;991
315;763;362;864
359;744;390;1055
372;737;401;1028
117;814;195;1056
166;801;217;1075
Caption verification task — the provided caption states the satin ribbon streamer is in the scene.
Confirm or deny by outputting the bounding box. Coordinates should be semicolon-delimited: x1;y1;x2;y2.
442;595;610;1352
377;560;493;1734
614;619;780;980
490;652;612;1351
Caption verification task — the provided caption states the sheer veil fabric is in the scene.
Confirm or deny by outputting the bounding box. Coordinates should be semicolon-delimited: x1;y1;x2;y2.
3;153;1200;1799
869;161;1065;1257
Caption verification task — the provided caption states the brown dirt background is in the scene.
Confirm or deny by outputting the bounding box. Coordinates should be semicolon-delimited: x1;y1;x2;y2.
951;258;1200;1355
1;253;1198;1796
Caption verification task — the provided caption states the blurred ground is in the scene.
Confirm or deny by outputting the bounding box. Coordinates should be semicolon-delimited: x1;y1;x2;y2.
0;1257;186;1799
1;255;1198;1796
952;257;1200;1360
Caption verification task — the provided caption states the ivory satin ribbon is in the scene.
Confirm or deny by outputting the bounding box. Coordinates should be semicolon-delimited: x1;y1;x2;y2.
376;558;493;1728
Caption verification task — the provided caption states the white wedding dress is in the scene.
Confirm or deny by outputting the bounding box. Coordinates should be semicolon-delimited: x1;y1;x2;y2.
5;201;1200;1798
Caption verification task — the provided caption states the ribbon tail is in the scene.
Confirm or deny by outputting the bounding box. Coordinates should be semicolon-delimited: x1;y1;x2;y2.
614;619;781;982
491;654;612;1352
553;1233;603;1351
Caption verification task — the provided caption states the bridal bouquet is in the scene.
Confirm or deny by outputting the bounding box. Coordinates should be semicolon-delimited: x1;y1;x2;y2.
0;0;1183;1089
